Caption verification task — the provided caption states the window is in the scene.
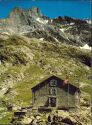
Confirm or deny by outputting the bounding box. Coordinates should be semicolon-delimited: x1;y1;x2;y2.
50;88;57;95
49;79;57;87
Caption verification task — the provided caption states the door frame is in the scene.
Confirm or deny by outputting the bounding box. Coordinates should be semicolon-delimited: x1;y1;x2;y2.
49;97;57;107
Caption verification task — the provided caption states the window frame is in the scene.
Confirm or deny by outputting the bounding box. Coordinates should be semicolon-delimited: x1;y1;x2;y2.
49;87;57;96
49;79;57;87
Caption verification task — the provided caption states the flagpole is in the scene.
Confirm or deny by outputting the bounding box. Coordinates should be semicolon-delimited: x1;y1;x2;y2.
90;96;92;125
68;81;69;107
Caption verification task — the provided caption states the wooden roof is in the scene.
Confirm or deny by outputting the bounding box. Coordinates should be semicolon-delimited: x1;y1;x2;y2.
31;75;80;94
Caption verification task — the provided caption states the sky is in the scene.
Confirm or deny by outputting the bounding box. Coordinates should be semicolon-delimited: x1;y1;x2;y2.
0;0;91;19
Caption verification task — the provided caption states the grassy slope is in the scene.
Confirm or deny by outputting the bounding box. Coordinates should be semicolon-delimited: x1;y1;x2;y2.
0;35;91;124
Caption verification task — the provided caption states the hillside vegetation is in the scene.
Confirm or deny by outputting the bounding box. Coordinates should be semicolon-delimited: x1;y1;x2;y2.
0;34;91;124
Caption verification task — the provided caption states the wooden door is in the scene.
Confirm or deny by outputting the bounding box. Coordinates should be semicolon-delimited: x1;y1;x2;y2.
49;97;56;107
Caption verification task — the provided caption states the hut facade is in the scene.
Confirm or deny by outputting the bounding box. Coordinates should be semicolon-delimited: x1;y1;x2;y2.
31;75;80;109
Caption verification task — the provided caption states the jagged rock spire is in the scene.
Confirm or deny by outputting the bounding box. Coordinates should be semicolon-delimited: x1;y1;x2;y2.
9;7;43;18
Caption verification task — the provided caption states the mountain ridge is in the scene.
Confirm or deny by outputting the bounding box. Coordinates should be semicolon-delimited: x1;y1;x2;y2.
0;7;91;46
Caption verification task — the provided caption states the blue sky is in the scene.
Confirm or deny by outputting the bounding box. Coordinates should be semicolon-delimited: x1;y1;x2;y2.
0;0;91;19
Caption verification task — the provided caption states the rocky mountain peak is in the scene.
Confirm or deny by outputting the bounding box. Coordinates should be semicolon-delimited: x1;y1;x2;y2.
0;7;91;47
9;7;23;15
8;7;22;18
9;7;43;19
30;7;43;17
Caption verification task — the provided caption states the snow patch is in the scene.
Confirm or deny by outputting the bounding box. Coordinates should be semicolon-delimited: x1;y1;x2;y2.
70;23;75;26
39;38;44;41
86;20;91;24
80;44;91;50
51;19;53;23
36;18;48;24
60;28;65;33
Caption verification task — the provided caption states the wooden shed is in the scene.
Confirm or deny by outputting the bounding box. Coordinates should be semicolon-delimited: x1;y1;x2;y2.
31;75;80;109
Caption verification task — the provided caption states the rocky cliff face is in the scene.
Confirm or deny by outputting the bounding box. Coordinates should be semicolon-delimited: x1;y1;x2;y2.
0;7;91;46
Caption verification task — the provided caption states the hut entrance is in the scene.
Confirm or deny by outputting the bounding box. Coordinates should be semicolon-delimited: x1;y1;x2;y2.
49;97;56;107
